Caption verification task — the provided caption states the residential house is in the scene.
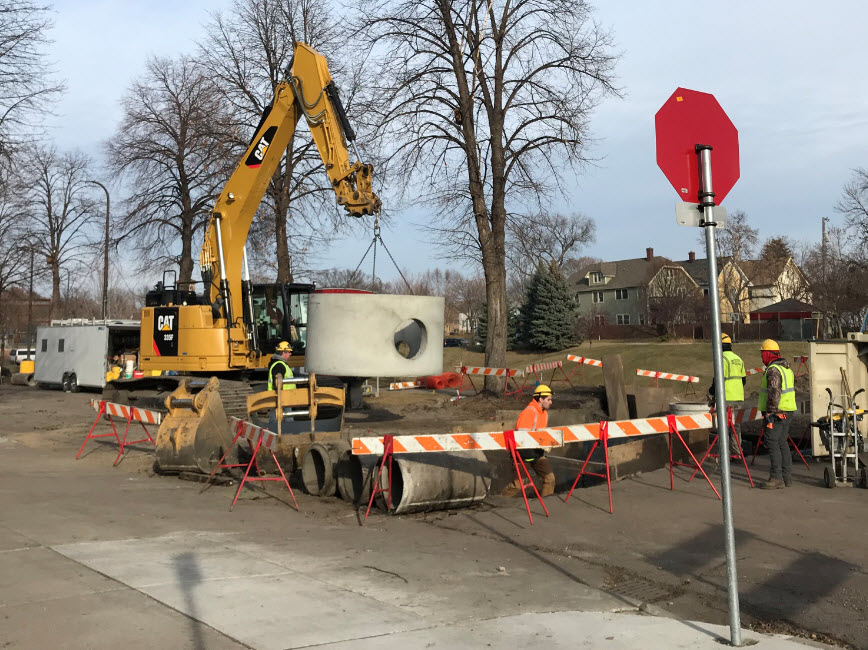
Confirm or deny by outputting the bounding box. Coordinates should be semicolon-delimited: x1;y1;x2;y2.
674;252;750;323
570;248;700;327
739;258;811;313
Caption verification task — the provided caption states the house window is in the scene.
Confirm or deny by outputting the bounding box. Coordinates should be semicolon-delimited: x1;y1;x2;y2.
58;339;65;352
590;271;603;284
616;314;631;325
41;339;48;352
616;289;628;300
592;291;604;303
703;288;709;295
594;315;605;326
639;314;646;325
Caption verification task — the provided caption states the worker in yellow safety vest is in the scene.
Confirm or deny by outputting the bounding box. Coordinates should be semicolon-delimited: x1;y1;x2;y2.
758;339;796;489
268;341;297;391
707;333;746;404
502;385;556;498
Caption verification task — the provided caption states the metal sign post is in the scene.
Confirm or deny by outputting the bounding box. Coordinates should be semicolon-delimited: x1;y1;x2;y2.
697;144;742;647
656;88;742;646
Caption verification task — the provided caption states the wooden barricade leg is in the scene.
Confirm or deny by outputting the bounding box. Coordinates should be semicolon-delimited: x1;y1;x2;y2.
565;421;613;514
552;366;575;390
504;371;526;398
364;435;394;522
113;410;157;466
503;430;548;524
667;414;721;500
76;401;121;459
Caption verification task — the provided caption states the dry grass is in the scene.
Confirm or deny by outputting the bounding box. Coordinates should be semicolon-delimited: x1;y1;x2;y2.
444;339;810;394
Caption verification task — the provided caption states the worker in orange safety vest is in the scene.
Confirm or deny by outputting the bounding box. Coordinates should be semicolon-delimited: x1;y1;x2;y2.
501;384;556;497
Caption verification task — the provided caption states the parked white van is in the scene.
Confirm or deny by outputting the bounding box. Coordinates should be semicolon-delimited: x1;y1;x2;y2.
10;349;36;363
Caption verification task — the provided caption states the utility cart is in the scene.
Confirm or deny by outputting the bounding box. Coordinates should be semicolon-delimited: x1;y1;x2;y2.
811;387;867;488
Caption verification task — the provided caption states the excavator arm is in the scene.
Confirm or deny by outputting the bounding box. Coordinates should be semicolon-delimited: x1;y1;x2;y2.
199;42;380;332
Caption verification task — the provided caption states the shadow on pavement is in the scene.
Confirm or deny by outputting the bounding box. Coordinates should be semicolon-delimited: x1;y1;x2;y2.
173;551;206;650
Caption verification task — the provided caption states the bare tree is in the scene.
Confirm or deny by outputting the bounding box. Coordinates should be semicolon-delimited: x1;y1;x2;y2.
106;55;234;286
354;0;618;391
18;146;95;319
836;167;868;248
802;225;867;337
199;0;352;282
702;209;758;323
506;211;595;287
0;1;64;160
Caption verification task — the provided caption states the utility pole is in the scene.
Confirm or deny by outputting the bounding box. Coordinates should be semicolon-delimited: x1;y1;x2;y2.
87;180;110;320
821;216;829;285
27;247;34;355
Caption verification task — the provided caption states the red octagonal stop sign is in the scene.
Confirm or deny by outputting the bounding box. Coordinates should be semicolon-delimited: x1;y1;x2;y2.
655;87;739;204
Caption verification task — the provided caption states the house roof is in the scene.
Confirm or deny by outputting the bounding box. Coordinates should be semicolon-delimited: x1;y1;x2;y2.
738;258;790;286
570;256;675;292
752;298;815;313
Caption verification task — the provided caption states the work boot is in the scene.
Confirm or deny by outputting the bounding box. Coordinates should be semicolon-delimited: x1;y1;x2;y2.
783;477;792;487
761;478;785;490
501;483;520;498
540;473;556;497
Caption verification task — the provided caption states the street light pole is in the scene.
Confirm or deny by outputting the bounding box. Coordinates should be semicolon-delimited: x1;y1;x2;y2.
87;180;110;320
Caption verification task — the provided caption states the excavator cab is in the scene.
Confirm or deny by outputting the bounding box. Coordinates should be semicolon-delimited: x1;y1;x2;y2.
247;283;314;360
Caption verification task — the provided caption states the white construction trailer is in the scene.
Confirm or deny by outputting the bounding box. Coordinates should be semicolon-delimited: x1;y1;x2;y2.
34;320;141;391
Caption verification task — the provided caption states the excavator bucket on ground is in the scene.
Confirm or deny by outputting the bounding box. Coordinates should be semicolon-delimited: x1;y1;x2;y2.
155;377;235;474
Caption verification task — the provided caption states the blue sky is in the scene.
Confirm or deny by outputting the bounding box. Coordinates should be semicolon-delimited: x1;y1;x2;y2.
46;1;868;285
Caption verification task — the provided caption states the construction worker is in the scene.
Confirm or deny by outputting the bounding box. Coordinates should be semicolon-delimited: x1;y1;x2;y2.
707;333;746;405
758;339;797;489
502;385;556;498
268;341;297;391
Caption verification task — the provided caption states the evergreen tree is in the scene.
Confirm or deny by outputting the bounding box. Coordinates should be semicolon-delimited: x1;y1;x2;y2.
526;263;577;351
517;263;546;344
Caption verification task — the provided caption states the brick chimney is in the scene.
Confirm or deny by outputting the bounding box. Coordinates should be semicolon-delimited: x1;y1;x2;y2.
646;247;653;261
688;251;696;263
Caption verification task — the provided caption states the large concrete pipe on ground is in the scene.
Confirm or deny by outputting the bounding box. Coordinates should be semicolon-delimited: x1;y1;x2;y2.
335;449;374;505
10;372;35;386
301;440;350;496
379;451;490;514
305;293;444;377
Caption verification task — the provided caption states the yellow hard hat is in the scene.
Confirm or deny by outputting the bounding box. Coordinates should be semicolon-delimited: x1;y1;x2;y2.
721;333;732;344
760;339;780;352
276;341;292;352
533;384;553;398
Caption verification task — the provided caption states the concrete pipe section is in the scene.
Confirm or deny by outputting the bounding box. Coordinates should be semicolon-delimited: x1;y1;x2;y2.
301;440;351;497
335;449;375;505
380;451;491;514
305;293;445;377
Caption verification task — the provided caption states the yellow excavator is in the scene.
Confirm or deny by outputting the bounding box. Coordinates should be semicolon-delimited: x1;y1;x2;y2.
119;42;380;473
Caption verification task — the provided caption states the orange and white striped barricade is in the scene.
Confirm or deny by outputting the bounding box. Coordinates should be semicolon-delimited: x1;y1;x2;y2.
745;366;765;376
565;420;612;514
792;356;809;379
77;400;160;464
203;418;299;512
564;355;603;384
524;360;574;392
390;381;423;390
455;365;523;400
636;368;700;397
353;428;563;524
689;406;757;488
555;411;720;500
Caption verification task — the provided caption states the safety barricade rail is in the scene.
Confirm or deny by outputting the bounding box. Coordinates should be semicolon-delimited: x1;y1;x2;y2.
455;365;524;400
564;355;603;384
77;399;161;465
636;368;700;384
390;381;423;390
